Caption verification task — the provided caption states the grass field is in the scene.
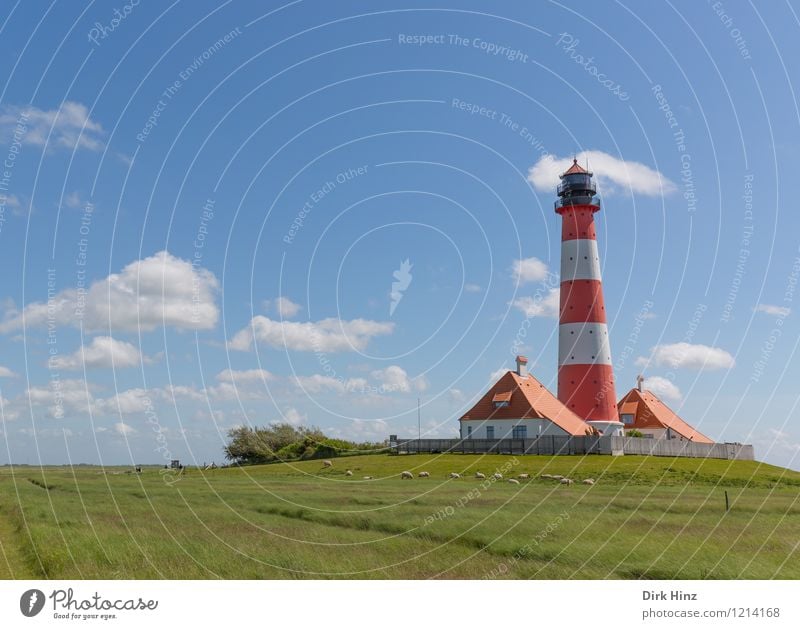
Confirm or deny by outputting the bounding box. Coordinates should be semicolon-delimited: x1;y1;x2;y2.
1;453;798;579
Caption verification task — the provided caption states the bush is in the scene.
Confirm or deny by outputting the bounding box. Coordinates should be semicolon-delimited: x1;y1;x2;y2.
626;429;644;438
224;424;387;465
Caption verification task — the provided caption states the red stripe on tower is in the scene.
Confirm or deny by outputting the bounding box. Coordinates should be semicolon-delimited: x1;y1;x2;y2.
555;159;622;436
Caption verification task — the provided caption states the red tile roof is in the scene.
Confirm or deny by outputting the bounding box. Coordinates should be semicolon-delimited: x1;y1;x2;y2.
460;371;592;436
562;159;588;176
492;391;513;403
617;388;714;443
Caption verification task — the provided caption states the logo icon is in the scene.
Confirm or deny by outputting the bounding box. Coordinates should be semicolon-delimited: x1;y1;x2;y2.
390;259;413;316
20;589;45;617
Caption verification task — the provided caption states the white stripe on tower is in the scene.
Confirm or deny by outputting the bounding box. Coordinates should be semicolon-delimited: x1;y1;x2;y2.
560;239;601;281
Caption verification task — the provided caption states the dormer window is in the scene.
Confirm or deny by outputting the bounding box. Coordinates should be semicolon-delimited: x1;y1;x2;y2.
492;391;512;408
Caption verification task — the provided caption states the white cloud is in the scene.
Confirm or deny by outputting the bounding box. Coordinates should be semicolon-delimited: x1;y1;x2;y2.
489;368;508;382
215;368;274;384
511;288;560;318
291;374;369;394
512;257;549;283
210;369;274;401
26;378;96;418
527;151;676;196
0;193;29;216
228;316;393;352
282;407;306;427
448;388;465;403
464;283;482;293
642;376;682;401
0;365;16;378
97;388;152;415
755;304;790;317
64;191;86;209
48;336;145;370
636;342;735;370
0;251;219;333
266;296;301;318
370;365;428;393
114;421;136;436
0;101;104;152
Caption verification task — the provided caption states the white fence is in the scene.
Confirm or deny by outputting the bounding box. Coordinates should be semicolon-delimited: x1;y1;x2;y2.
390;436;754;461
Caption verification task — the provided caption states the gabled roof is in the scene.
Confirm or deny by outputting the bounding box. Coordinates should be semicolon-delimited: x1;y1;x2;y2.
460;371;592;436
561;158;588;176
617;388;714;443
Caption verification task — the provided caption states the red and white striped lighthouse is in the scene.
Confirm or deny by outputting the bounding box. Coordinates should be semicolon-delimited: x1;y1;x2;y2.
555;159;622;435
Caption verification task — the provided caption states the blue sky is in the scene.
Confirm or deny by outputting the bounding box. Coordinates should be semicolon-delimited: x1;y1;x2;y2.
0;0;799;470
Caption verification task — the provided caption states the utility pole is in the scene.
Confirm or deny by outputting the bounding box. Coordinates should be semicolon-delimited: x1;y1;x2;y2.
417;397;421;442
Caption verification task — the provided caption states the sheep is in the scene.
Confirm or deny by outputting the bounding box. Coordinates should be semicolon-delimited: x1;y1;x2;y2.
449;472;461;479
493;473;503;480
552;475;564;480
540;473;553;479
518;473;530;480
508;478;520;485
474;472;486;479
401;471;413;479
322;460;333;468
560;478;574;485
362;476;373;480
582;478;595;485
345;470;353;477
418;471;430;478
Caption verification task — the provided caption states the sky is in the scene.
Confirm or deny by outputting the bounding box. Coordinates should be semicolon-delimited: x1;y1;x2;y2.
0;0;799;470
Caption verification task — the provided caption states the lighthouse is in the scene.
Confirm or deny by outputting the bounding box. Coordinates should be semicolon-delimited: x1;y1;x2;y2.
555;159;623;436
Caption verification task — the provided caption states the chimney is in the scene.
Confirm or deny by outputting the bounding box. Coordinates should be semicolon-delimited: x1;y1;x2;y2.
637;374;644;392
516;355;528;377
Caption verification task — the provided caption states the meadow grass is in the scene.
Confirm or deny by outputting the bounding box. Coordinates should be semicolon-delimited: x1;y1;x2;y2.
0;454;798;579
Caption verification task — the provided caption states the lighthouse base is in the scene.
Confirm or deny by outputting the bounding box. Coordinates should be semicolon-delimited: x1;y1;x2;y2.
586;420;624;437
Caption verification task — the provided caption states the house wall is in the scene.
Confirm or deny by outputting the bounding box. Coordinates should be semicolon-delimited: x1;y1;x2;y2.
460;418;570;439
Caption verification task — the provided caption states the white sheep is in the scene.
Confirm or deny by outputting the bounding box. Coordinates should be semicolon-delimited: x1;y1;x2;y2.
474;472;486;479
560;478;574;485
552;475;564;480
449;472;461;479
322;460;333;468
508;478;520;485
540;473;553;479
518;473;530;480
493;473;503;480
418;471;430;478
362;476;373;480
582;478;595;485
345;470;353;477
401;471;413;479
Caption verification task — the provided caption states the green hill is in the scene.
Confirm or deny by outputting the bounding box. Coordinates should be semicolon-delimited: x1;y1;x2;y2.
0;454;797;579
